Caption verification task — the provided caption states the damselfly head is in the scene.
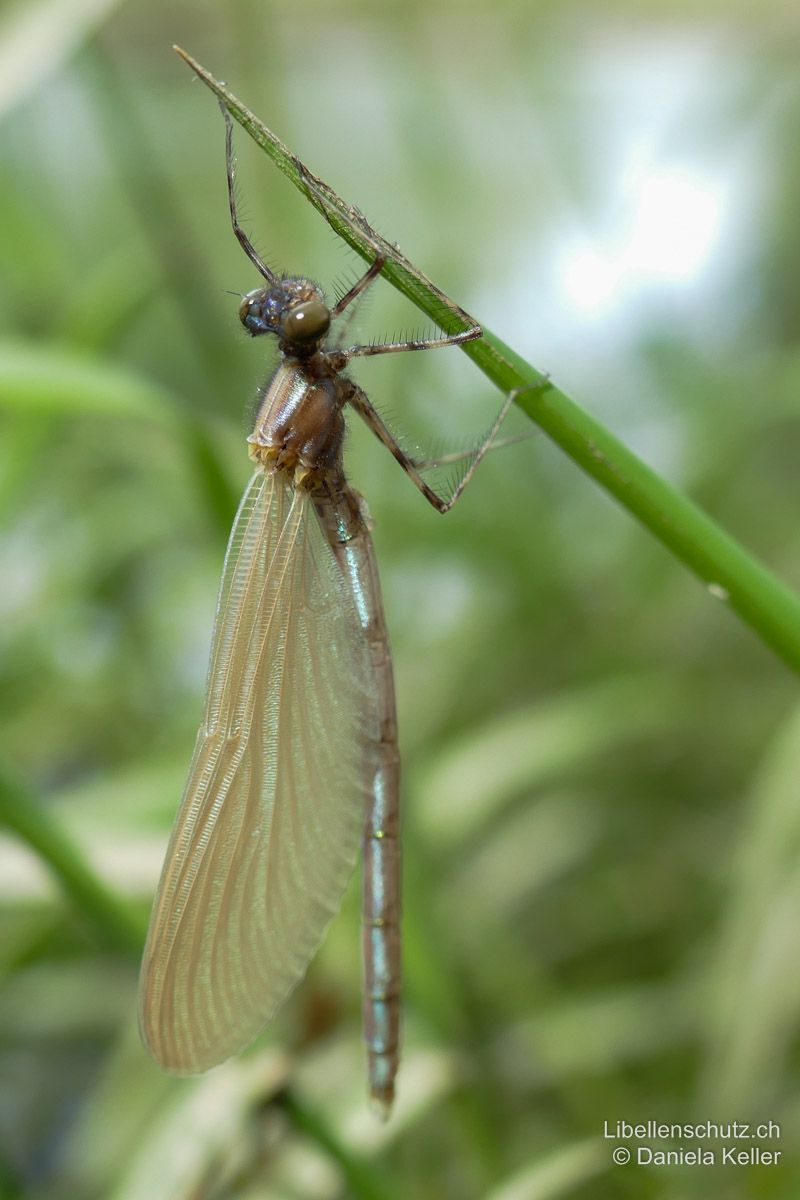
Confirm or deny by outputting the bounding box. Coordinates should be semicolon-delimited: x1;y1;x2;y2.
239;277;331;349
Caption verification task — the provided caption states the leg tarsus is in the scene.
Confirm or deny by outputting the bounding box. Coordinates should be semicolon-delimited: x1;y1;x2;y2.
408;380;549;470
433;388;515;512
349;381;541;513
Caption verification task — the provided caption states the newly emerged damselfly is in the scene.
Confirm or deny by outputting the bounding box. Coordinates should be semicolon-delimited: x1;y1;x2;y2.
139;101;514;1116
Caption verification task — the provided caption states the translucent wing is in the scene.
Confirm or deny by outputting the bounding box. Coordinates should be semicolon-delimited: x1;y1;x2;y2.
139;469;379;1071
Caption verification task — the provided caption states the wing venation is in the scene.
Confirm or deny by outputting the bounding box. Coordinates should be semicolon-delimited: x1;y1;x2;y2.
139;469;379;1071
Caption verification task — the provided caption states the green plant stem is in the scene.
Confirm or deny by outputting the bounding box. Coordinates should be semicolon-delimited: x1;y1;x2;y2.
469;330;800;675
173;46;800;676
0;768;145;954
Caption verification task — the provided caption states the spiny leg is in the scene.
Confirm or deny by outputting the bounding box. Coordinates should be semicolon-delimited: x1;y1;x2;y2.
331;256;386;318
296;157;386;261
329;283;372;352
221;104;276;283
296;161;385;320
347;384;539;513
409;427;537;471
332;266;479;356
343;324;481;361
294;159;481;354
406;383;546;470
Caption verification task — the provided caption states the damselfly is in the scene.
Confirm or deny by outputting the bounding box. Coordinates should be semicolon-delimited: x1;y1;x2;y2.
139;103;514;1116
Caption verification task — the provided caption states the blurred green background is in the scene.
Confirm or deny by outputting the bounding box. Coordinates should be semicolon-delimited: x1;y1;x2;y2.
1;1;799;1197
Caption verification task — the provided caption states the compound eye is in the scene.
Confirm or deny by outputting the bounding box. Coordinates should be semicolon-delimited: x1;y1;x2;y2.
283;299;330;342
238;289;273;336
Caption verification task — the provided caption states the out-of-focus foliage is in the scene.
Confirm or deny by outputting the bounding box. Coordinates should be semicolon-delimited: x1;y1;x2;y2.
0;3;798;1198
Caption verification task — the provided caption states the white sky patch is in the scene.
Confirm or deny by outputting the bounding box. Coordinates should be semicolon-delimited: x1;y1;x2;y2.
477;29;762;363
625;169;723;281
559;166;725;317
562;247;623;317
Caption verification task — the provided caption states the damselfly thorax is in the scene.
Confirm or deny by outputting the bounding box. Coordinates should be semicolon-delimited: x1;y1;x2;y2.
244;287;350;488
